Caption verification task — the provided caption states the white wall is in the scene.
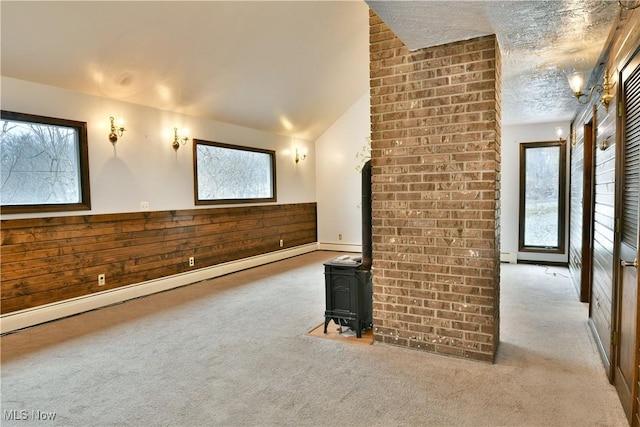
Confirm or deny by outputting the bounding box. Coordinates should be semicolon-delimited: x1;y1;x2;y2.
501;121;571;264
314;95;573;263
1;77;315;219
4;77;576;265
315;91;371;251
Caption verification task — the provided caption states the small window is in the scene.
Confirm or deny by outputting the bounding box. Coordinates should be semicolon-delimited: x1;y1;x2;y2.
1;111;91;214
193;139;276;205
519;141;566;253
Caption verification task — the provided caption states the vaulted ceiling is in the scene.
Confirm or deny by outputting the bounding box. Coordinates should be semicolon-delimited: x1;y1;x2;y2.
1;1;370;141
0;1;622;141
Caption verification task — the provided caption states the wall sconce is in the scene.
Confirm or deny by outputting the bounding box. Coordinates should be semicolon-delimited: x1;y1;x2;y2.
295;148;307;164
555;127;566;144
567;69;613;112
618;0;640;10
598;134;613;151
108;116;126;143
172;127;189;150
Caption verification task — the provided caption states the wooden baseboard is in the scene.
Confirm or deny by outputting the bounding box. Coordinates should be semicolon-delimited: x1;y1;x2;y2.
516;260;569;267
588;318;612;382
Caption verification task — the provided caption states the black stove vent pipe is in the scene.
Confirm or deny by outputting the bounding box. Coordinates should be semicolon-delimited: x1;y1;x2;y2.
360;160;372;271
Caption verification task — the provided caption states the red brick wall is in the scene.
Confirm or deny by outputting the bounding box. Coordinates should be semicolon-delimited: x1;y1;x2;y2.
369;10;501;363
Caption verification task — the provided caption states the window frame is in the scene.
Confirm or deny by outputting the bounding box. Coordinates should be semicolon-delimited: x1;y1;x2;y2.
0;110;91;214
192;138;277;205
518;140;567;254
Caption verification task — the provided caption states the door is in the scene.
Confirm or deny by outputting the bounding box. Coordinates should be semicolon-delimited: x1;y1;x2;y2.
614;55;640;425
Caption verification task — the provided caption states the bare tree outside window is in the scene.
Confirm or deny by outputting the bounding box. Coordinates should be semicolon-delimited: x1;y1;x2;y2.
193;139;276;204
518;141;566;253
0;111;90;214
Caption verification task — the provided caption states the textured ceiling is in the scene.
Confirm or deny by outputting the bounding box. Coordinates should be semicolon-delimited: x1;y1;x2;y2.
1;1;622;139
367;0;621;126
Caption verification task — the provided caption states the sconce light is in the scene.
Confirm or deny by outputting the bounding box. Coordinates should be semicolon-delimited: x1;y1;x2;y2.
618;0;640;10
108;116;126;143
295;148;307;164
598;134;613;151
567;69;613;112
172;127;189;150
555;127;566;144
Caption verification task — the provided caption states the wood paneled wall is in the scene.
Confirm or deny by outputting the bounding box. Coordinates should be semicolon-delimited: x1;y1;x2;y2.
591;101;618;368
569;124;586;296
569;119;594;304
1;203;317;314
569;9;639;375
570;69;618;370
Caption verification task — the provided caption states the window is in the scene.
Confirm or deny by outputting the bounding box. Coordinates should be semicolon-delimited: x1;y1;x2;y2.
519;141;566;253
1;111;91;214
193;139;276;205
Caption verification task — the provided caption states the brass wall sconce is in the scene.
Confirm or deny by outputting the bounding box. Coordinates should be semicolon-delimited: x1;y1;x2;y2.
598;134;613;151
108;116;126;143
618;0;640;10
172;127;189;150
295;148;307;164
555;127;566;144
567;69;613;112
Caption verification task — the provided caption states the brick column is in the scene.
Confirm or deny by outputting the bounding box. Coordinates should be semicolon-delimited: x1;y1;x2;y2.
369;10;501;363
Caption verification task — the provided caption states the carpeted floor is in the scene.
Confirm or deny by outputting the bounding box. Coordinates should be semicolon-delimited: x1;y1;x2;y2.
0;251;628;426
307;321;374;345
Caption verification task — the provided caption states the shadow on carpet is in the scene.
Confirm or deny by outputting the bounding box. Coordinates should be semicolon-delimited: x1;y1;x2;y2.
307;322;373;345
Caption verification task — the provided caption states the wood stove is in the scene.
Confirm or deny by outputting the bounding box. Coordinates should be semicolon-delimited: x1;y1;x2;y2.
323;160;373;338
323;258;372;338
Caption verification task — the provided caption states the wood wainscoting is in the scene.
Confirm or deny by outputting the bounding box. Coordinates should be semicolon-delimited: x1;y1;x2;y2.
1;203;317;315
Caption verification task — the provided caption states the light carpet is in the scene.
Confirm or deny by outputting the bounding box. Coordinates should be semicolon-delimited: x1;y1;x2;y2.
0;251;628;426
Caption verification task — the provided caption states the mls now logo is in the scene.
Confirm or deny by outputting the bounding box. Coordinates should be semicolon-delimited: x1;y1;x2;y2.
3;410;29;420
3;409;57;421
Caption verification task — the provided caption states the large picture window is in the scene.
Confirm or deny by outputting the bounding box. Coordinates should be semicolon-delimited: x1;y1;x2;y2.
519;141;566;253
1;111;91;214
193;139;276;205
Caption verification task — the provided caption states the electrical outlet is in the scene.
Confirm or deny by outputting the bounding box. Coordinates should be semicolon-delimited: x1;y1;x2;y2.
98;273;106;286
279;239;284;247
339;234;343;241
140;201;149;211
189;256;195;267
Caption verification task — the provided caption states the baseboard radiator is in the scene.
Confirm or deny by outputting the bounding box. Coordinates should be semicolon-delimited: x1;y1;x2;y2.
500;252;518;264
0;243;318;334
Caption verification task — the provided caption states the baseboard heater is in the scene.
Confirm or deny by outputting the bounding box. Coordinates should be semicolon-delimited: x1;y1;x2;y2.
0;243;318;334
500;252;517;264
